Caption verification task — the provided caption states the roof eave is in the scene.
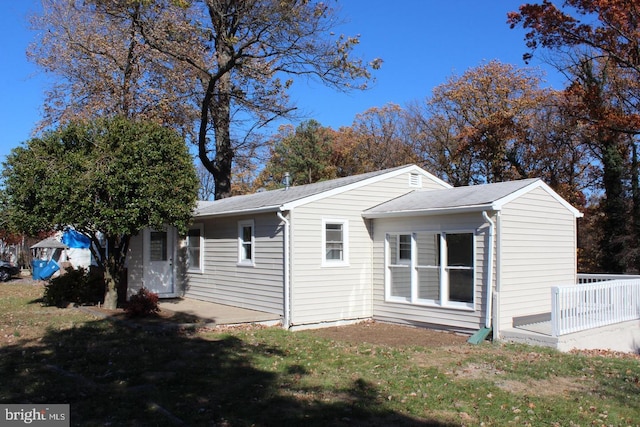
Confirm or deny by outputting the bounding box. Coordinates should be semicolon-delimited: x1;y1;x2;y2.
362;204;497;219
194;205;282;219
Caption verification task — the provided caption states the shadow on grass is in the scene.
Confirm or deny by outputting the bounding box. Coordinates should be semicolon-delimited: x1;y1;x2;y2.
0;317;456;426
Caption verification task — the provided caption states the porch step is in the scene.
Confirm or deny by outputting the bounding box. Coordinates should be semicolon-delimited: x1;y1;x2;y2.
467;327;492;344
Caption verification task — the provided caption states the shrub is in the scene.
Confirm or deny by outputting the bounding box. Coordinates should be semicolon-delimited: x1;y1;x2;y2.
125;287;160;317
43;267;105;307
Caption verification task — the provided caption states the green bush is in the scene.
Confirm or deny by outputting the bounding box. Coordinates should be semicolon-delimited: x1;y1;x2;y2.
43;267;105;307
125;287;159;317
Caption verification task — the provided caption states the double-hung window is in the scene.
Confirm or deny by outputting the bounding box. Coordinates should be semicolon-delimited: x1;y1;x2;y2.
387;231;475;309
322;219;348;266
388;234;412;300
238;220;255;266
187;224;204;273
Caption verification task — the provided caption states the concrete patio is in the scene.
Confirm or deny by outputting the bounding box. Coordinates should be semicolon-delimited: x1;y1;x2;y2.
500;319;640;353
158;298;282;327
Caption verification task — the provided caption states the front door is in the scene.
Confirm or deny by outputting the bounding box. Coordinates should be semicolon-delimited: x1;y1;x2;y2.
143;227;176;297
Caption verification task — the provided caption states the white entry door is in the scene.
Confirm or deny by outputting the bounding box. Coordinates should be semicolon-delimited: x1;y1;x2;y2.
143;227;176;297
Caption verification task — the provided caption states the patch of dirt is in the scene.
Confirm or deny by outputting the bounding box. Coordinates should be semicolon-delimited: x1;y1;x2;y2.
306;320;469;347
496;376;592;396
449;362;593;396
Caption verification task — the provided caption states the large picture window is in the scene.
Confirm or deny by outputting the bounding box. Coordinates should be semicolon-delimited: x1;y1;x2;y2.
386;232;475;309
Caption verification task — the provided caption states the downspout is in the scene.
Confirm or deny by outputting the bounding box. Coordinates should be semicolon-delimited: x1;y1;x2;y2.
493;211;502;341
482;211;495;329
277;211;291;329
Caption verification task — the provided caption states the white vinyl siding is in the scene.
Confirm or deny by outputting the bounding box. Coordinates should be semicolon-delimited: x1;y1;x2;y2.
184;214;284;315
497;187;578;332
289;171;449;327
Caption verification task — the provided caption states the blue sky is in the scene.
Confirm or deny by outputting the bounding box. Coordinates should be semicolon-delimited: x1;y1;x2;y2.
0;1;564;163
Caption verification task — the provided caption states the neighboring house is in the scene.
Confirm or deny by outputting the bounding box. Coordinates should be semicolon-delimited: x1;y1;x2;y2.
127;164;582;340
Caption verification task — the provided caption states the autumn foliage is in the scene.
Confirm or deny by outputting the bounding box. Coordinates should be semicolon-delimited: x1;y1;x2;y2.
19;0;640;273
509;0;640;272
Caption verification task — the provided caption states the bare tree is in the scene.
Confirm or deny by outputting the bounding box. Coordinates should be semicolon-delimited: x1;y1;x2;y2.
30;0;381;199
29;0;199;136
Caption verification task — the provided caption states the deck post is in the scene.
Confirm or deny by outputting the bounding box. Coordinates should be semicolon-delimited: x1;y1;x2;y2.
551;286;560;337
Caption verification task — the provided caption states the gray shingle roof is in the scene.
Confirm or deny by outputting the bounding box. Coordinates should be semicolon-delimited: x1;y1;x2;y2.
363;179;541;216
195;165;413;217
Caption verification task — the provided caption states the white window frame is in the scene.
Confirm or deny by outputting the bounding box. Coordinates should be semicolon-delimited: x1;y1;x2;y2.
385;230;475;310
442;232;475;309
186;223;204;273
237;219;255;266
322;219;349;267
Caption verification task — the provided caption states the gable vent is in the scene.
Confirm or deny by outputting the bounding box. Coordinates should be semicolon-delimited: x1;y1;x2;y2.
409;173;422;188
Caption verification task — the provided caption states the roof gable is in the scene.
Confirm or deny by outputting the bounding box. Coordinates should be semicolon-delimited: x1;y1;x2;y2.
195;165;450;218
363;179;582;218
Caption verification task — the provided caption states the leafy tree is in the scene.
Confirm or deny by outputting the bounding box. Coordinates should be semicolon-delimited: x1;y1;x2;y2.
509;1;640;272
521;90;592;208
256;120;337;189
2;117;199;309
563;57;633;272
407;61;549;185
508;0;640;76
258;108;418;190
31;0;381;199
405;104;475;187
332;104;419;176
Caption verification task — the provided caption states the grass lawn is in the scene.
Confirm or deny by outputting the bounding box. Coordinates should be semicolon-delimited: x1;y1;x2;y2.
1;280;639;426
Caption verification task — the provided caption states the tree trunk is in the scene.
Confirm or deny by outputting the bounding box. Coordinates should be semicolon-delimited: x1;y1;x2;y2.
632;141;640;273
103;267;118;310
599;138;627;273
100;237;129;310
197;57;234;199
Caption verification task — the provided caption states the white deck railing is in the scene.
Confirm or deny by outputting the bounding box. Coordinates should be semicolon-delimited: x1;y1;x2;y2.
577;273;640;284
551;278;640;336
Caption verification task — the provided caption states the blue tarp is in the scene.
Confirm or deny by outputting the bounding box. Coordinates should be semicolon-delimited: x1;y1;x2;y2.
62;229;91;249
32;259;59;280
31;260;46;280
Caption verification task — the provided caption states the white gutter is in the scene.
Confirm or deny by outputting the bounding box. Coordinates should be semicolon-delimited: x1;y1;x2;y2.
195;205;281;219
277;211;291;329
482;211;495;329
363;203;497;219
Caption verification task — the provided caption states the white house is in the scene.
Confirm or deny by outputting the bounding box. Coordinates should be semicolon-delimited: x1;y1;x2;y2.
126;164;585;342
